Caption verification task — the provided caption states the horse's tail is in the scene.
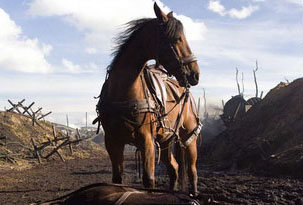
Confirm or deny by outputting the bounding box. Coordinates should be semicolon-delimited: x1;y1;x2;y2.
175;140;188;192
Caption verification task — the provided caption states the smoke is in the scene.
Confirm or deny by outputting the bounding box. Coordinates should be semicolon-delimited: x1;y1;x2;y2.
200;104;226;144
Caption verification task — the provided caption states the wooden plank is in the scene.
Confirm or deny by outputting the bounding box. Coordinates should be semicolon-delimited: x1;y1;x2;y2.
56;149;65;162
53;136;69;142
32;113;36;126
14;99;26;113
47;137;65;162
7;99;25;114
52;125;57;145
33;107;43;115
38;140;52;150
38;111;52;120
66;132;73;155
70;136;91;144
31;112;43;128
76;128;81;140
66;114;69;127
45;139;69;160
68;140;73;155
22;102;35;117
31;138;41;164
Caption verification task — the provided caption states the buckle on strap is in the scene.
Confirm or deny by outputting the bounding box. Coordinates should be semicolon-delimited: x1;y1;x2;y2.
184;121;203;147
180;54;197;66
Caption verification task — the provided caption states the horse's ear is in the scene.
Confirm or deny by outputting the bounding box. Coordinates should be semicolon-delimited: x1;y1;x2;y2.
154;2;168;23
167;12;173;18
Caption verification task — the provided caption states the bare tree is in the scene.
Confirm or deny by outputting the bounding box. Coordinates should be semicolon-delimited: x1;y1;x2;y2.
253;60;259;98
236;67;241;96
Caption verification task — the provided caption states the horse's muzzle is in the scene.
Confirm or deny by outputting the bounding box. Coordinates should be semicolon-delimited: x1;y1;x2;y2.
188;71;199;86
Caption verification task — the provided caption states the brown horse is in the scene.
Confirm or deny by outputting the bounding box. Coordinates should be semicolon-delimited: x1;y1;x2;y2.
37;183;204;205
93;2;200;193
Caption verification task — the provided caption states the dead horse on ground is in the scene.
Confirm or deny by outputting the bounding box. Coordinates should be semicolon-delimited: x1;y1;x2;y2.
36;183;203;205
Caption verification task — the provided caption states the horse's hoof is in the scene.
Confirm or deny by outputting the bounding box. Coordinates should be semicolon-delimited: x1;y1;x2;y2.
189;191;200;198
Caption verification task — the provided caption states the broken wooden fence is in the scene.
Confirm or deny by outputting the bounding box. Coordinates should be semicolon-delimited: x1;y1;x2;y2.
30;126;90;164
6;99;52;127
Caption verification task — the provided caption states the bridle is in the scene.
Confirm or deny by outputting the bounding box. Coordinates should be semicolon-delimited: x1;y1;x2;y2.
157;20;197;86
169;44;197;68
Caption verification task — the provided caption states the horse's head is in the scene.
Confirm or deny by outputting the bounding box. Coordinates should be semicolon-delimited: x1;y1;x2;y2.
154;3;200;87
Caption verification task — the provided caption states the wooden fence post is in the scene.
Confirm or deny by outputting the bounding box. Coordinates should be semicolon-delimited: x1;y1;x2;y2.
45;140;68;161
67;132;73;155
31;138;41;164
52;125;57;145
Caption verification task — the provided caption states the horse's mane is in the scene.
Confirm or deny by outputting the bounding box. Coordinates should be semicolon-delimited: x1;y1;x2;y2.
108;18;153;72
107;16;183;72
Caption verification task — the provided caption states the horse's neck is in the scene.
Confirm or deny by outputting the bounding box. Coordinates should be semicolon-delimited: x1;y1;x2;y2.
108;55;146;101
107;26;157;102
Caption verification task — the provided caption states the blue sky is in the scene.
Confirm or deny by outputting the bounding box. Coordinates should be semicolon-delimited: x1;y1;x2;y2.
0;0;302;127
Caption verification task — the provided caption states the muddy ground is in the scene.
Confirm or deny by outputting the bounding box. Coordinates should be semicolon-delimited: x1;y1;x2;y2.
1;151;303;205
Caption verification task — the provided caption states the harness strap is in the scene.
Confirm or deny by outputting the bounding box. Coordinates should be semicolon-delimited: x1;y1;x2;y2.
115;191;142;205
155;141;161;164
106;99;156;113
184;122;203;147
173;88;190;138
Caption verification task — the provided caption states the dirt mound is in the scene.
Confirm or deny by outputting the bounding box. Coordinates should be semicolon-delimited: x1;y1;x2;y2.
205;78;303;176
0;111;106;169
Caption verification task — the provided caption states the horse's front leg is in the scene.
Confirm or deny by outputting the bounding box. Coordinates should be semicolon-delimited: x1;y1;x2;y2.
105;134;125;184
160;140;179;190
186;138;198;196
138;132;155;188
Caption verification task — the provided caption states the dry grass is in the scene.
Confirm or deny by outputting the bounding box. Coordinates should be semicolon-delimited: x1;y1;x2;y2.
0;111;106;170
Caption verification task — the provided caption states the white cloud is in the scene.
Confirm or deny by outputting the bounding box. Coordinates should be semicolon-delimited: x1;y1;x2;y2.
285;0;303;6
42;43;53;56
208;1;259;19
61;58;101;73
189;19;303;106
195;21;303;68
62;58;81;73
228;6;259;19
0;8;53;73
28;0;169;30
208;0;226;16
85;47;97;54
28;0;207;52
178;15;207;41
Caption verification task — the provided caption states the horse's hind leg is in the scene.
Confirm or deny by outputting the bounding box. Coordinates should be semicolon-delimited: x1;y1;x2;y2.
105;135;125;184
186;138;198;195
160;142;179;190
